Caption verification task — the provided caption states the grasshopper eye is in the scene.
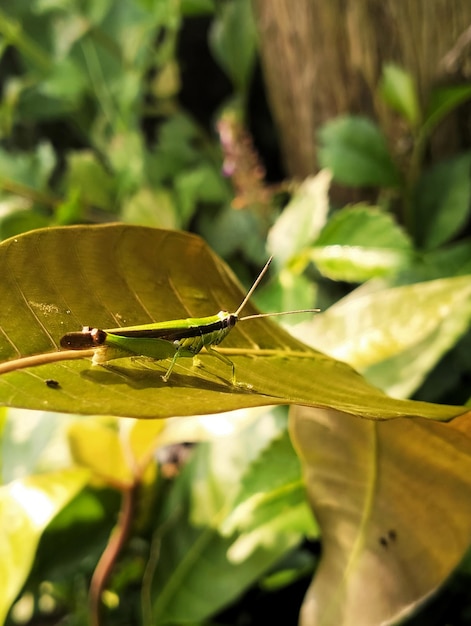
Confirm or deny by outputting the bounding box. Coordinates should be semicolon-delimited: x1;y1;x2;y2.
90;328;107;345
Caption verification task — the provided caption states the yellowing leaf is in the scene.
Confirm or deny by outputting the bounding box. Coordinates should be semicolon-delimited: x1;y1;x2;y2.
128;418;166;465
290;406;471;626
68;421;133;487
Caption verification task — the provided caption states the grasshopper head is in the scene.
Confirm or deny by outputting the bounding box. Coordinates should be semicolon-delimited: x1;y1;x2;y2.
60;327;107;350
217;310;238;329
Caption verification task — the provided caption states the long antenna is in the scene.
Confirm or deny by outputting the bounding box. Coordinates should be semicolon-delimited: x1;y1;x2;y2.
235;256;274;316
240;309;320;321
234;256;320;320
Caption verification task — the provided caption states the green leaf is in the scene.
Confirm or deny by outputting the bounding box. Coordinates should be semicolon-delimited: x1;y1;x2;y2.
121;187;178;229
423;84;471;138
379;64;420;127
149;497;299;624
32;486;118;584
254;271;317;329
310;205;413;282
302;275;471;398
54;187;84;225
267;171;331;266
148;114;202;182
0;225;466;422
413;153;471;249
221;428;317;558
0;210;50;241
291;406;471;626
1;409;73;483
318;116;401;188
65;151;116;212
39;57;88;103
0;468;89;624
187;409;289;528
0;142;56;190
209;0;257;92
106;131;145;195
398;239;471;283
181;0;215;15
412;330;471;405
198;204;267;260
174;163;228;226
147;413;305;623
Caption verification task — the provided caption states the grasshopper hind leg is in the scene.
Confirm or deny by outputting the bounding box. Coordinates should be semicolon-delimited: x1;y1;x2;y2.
206;347;252;389
206;346;236;385
162;345;251;389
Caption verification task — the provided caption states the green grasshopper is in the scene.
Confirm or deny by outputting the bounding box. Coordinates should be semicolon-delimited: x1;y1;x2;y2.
60;257;318;385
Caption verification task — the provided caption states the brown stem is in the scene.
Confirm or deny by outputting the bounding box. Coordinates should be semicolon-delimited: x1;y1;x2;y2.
0;349;96;375
89;483;138;626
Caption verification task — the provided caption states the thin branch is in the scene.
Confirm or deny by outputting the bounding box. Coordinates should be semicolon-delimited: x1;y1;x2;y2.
0;346;317;377
89;484;138;626
0;349;95;375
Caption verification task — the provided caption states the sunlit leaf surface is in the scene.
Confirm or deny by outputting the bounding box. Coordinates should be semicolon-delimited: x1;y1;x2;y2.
0;469;89;624
299;275;471;397
0;225;466;421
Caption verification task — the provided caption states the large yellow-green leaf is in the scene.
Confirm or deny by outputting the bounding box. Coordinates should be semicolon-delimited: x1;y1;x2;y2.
300;275;471;397
0;224;466;421
0;469;89;624
290;406;471;626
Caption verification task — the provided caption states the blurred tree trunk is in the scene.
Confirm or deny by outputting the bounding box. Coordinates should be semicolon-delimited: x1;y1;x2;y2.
252;0;471;179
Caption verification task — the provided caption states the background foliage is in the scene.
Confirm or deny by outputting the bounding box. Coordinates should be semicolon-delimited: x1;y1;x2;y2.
0;1;471;625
